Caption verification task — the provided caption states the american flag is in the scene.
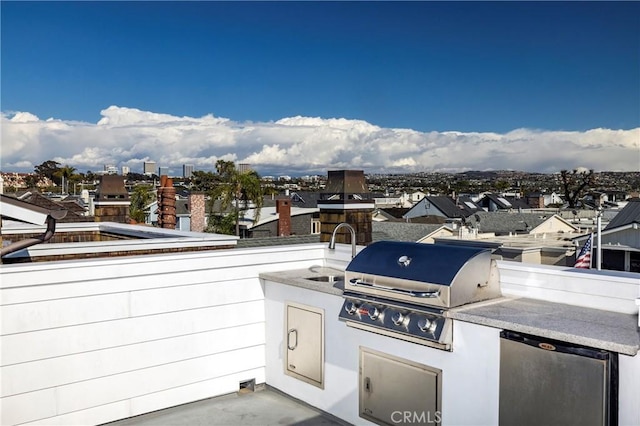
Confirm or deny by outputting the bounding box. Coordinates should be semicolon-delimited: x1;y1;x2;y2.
574;234;593;268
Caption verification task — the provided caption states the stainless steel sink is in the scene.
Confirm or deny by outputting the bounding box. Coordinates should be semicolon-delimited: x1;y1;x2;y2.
306;275;344;283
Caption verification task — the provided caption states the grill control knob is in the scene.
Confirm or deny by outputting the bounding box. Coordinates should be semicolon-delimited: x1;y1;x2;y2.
344;301;358;315
417;317;437;333
367;305;381;320
391;311;405;326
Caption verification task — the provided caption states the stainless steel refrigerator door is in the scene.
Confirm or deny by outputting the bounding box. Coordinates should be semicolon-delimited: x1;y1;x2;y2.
499;335;610;426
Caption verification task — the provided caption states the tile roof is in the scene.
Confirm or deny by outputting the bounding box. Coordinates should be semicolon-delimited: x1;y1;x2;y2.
372;221;445;242
10;192;90;223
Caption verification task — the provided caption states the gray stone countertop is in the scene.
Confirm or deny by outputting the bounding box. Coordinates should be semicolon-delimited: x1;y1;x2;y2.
260;269;640;356
449;297;640;356
260;267;345;296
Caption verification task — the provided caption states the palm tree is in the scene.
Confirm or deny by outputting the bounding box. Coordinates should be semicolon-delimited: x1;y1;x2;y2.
56;165;77;194
210;160;263;237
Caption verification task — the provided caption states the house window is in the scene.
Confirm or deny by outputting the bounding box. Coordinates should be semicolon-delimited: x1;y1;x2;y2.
311;219;321;235
602;250;625;272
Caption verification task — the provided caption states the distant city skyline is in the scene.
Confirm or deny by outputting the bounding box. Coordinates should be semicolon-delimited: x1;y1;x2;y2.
1;2;638;175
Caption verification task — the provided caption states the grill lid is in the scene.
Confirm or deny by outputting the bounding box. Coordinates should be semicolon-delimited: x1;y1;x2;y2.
344;241;501;308
346;241;488;286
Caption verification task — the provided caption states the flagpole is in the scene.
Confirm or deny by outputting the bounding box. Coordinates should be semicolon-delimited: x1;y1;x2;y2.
596;205;602;270
590;232;595;269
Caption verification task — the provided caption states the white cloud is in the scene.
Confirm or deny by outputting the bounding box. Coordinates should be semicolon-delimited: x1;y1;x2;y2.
1;106;638;175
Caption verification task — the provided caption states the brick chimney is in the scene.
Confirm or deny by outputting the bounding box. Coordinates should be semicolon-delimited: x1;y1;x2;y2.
157;175;176;230
318;170;373;245
189;192;206;232
276;198;291;236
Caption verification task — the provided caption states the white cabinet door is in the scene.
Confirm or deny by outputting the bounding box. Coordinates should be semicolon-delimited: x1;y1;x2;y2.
285;302;324;388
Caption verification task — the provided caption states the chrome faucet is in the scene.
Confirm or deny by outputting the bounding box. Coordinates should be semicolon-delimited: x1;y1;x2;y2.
328;222;357;259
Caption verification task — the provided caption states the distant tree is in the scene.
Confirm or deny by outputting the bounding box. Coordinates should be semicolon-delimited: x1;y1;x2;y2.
494;180;510;192
191;170;218;191
129;185;156;223
560;169;595;208
210;160;263;237
85;171;97;183
24;174;39;189
126;172;151;182
206;211;238;235
35;160;61;184
451;179;471;195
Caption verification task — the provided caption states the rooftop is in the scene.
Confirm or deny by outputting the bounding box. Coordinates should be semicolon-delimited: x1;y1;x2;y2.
107;386;346;426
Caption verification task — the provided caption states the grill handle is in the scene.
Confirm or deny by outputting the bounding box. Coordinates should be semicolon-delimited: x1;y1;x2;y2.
349;279;441;298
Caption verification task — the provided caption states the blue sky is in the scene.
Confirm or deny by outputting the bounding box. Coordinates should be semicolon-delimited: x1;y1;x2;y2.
3;1;639;132
1;1;639;175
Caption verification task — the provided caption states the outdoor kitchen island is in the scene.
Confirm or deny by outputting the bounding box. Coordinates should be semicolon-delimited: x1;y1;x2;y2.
260;260;640;426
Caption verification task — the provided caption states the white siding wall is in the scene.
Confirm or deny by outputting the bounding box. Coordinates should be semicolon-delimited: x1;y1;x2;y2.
498;261;640;314
603;227;640;248
0;244;327;426
530;217;576;234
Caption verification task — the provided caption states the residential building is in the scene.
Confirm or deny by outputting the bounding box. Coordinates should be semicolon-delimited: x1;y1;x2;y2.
402;195;482;220
465;211;577;236
477;193;531;212
240;202;319;238
571;198;640;272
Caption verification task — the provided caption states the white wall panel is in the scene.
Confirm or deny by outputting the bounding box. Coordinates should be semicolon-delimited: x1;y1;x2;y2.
498;261;640;314
2;322;265;397
129;367;266;419
0;244;326;288
0;244;329;425
1;245;325;304
1;300;265;365
22;400;131;426
619;353;640;426
0;388;57;426
129;278;263;316
56;345;265;414
1;293;130;334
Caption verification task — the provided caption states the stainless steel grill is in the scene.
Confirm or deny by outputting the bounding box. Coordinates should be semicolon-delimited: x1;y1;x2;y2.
339;241;501;351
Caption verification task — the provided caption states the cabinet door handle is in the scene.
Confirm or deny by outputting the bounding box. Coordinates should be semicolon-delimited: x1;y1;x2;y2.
287;328;298;350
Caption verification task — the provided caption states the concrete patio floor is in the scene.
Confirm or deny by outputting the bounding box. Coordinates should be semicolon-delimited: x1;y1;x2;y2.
104;386;350;426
